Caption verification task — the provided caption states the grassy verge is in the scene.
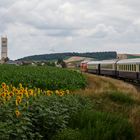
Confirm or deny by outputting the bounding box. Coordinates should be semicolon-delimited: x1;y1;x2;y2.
53;110;134;140
73;74;140;140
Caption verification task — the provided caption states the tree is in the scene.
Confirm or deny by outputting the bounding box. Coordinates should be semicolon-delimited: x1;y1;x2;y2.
57;58;67;68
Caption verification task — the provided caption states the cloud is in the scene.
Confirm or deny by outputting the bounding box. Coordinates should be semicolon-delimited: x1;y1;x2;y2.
0;0;140;59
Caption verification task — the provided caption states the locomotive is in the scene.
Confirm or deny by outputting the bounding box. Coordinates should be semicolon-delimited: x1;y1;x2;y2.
80;58;140;81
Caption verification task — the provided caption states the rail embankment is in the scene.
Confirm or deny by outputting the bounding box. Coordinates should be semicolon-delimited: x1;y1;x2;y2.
74;73;140;140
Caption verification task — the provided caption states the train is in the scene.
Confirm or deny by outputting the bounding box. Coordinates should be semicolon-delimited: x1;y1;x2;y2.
80;58;140;82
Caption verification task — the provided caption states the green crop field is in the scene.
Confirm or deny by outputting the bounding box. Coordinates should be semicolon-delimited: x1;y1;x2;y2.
0;65;135;140
0;65;86;90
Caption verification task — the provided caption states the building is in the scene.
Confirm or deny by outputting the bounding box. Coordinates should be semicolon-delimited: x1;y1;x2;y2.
1;36;8;60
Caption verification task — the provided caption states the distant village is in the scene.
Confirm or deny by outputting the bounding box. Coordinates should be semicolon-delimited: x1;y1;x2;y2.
0;36;95;68
2;37;140;68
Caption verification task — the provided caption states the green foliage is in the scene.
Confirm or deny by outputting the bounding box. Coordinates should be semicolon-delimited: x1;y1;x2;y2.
0;94;91;140
108;91;135;105
57;58;67;68
45;61;56;67
54;110;134;140
0;65;86;90
18;52;117;61
52;128;82;140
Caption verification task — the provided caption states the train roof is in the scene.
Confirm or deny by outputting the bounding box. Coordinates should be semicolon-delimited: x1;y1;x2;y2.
117;58;140;64
87;61;101;64
100;59;118;64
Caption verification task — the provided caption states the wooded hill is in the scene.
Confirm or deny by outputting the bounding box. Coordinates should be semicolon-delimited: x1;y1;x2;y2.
17;51;117;61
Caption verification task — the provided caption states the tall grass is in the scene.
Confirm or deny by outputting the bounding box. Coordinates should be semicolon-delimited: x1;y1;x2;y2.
53;110;134;140
108;91;135;105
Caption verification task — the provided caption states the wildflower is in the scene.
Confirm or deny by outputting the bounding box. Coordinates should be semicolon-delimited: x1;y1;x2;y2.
25;92;29;98
1;82;6;89
1;92;6;98
59;91;64;96
47;90;51;96
55;90;59;95
28;89;33;96
19;89;24;93
6;96;11;101
16;96;22;106
15;109;21;118
12;87;16;92
9;92;14;97
15;89;19;94
18;92;23;98
4;90;8;94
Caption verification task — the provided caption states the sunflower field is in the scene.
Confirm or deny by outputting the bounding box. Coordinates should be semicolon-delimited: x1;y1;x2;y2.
0;65;86;90
0;65;87;139
0;65;134;140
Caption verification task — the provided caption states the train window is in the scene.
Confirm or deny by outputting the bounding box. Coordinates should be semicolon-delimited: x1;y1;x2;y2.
134;65;136;71
101;64;113;69
139;64;140;72
133;65;134;71
130;65;131;71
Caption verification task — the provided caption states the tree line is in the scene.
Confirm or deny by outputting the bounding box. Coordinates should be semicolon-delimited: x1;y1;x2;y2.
18;51;117;61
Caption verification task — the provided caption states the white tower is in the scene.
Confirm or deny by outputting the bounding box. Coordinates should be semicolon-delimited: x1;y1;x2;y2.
1;37;8;60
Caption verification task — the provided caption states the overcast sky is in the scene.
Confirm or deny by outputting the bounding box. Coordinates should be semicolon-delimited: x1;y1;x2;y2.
0;0;140;59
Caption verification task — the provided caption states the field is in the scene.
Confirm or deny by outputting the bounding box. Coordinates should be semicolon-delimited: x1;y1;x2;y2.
0;65;139;140
0;65;86;90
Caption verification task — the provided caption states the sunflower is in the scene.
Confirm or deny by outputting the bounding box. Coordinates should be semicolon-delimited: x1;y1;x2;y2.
15;109;21;117
28;89;33;96
16;96;22;106
1;82;6;89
